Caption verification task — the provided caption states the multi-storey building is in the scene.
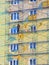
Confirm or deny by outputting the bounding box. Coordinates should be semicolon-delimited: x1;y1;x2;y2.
7;0;49;65
0;0;49;65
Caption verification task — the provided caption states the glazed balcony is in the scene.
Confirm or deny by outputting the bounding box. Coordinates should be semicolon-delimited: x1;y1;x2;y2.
7;2;37;12
8;41;49;57
6;8;49;25
7;0;49;12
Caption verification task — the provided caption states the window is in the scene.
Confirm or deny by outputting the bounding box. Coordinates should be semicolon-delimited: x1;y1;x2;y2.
11;12;19;20
11;44;18;52
10;60;18;65
30;42;36;49
11;0;19;4
30;0;36;2
30;59;36;65
31;25;36;32
11;27;18;34
30;10;36;15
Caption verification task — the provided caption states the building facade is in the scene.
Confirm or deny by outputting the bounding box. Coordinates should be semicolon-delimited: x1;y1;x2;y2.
7;0;49;65
0;0;49;65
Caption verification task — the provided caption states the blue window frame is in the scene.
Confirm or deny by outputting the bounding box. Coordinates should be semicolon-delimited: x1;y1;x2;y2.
11;27;18;34
30;42;36;49
11;0;19;4
11;44;18;52
30;0;36;2
11;12;19;20
31;25;36;32
10;60;18;65
30;59;36;65
30;10;36;15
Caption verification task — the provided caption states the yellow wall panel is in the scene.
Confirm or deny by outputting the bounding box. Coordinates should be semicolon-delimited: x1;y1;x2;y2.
37;54;48;64
37;20;48;30
36;43;48;53
37;32;47;41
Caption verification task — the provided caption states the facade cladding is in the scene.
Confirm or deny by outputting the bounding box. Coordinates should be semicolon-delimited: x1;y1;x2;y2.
0;0;49;65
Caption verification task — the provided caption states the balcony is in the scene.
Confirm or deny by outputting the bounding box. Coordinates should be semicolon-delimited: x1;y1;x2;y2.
7;3;36;12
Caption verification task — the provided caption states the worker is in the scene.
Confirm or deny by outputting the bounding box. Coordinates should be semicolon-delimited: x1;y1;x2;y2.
17;24;20;33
